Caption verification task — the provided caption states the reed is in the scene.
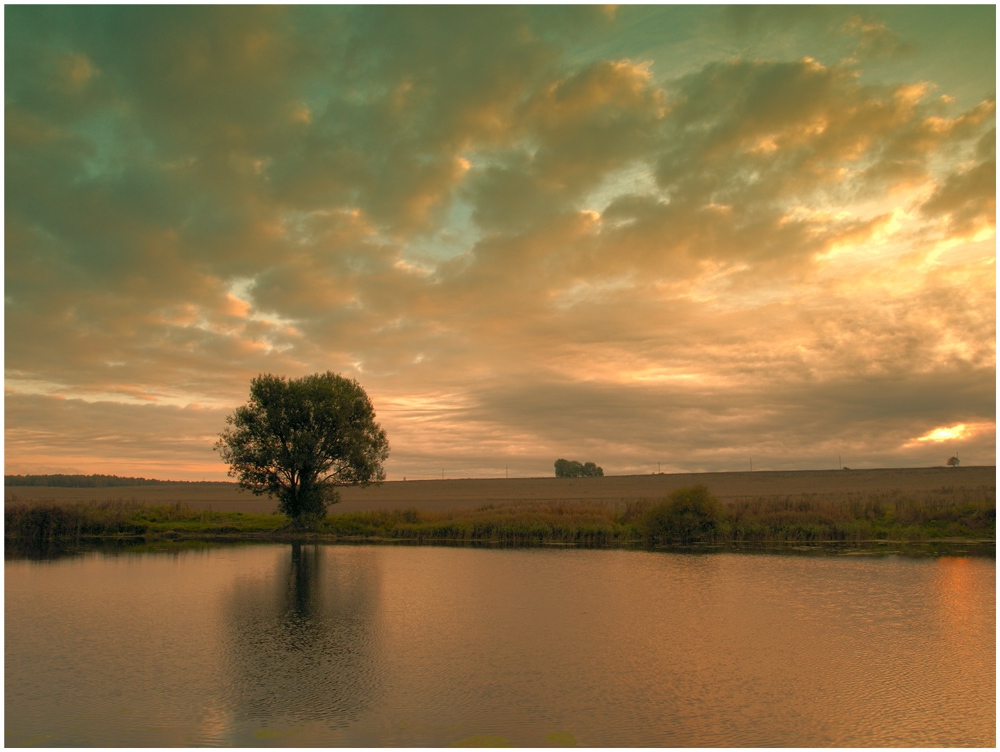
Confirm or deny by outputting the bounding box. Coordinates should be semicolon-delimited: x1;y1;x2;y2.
321;500;630;545
722;487;995;542
318;487;994;545
5;486;994;548
4;500;285;542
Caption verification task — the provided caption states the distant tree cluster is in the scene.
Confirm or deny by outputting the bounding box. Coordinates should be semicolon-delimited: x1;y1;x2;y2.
554;459;604;478
3;474;194;487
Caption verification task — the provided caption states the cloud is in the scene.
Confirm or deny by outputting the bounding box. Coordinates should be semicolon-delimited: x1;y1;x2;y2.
921;156;996;237
840;14;914;60
456;362;995;473
657;57;993;209
724;6;915;63
4;394;231;478
465;59;666;233
4;7;995;479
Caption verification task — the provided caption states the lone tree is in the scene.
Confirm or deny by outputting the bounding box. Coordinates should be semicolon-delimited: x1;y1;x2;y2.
554;459;604;478
215;372;389;527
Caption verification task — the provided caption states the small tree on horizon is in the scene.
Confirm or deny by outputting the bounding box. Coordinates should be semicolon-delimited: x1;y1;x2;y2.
215;372;389;527
554;458;604;477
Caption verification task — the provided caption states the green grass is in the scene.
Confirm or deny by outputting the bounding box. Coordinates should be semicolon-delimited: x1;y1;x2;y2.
5;486;995;550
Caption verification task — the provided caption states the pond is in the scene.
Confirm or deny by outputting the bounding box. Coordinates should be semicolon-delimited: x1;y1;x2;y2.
5;544;995;746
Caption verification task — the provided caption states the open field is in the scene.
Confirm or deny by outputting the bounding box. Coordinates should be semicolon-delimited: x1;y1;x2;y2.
4;466;995;514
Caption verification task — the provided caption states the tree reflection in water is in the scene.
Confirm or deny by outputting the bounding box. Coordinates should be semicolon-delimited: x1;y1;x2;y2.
221;543;384;732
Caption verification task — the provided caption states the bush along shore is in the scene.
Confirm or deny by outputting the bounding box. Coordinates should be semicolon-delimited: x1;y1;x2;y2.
4;485;995;553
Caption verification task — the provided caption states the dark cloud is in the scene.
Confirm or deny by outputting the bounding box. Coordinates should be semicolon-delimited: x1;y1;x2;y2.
921;157;996;236
457;361;995;473
466;58;666;232
657;58;992;208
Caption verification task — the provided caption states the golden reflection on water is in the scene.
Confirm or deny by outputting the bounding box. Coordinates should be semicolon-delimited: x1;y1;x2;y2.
924;555;996;742
935;556;976;627
5;546;995;747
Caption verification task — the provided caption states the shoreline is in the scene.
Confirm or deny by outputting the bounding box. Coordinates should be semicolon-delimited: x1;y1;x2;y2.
6;531;995;559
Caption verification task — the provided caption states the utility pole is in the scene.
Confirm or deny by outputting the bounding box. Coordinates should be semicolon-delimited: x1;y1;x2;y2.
750;458;752;472
839;455;842;470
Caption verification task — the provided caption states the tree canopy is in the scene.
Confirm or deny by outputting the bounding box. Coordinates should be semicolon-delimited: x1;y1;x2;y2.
215;372;389;526
554;459;604;478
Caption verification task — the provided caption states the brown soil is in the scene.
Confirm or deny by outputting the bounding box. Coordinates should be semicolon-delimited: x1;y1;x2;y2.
5;466;994;514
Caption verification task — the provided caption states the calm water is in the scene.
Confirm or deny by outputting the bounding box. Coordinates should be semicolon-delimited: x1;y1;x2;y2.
5;544;995;747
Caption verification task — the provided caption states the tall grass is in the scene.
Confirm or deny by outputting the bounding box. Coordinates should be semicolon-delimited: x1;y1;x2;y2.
722;487;995;543
5;486;994;548
319;487;994;545
323;500;630;545
4;499;285;543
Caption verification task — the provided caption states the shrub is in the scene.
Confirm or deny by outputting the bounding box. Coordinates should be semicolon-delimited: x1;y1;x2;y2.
642;485;726;544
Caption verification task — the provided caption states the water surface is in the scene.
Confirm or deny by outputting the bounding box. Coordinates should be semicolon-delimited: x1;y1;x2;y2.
5;544;995;746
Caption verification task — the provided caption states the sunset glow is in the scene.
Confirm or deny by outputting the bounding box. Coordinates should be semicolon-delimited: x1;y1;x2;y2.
5;6;995;480
917;424;971;443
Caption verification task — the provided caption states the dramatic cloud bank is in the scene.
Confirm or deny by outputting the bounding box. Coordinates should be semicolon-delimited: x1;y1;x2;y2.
5;6;995;479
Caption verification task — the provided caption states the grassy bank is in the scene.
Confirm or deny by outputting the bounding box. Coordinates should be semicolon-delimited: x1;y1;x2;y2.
4;499;285;541
5;485;994;550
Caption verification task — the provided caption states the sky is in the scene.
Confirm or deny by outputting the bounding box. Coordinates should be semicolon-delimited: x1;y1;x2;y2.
4;5;996;481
